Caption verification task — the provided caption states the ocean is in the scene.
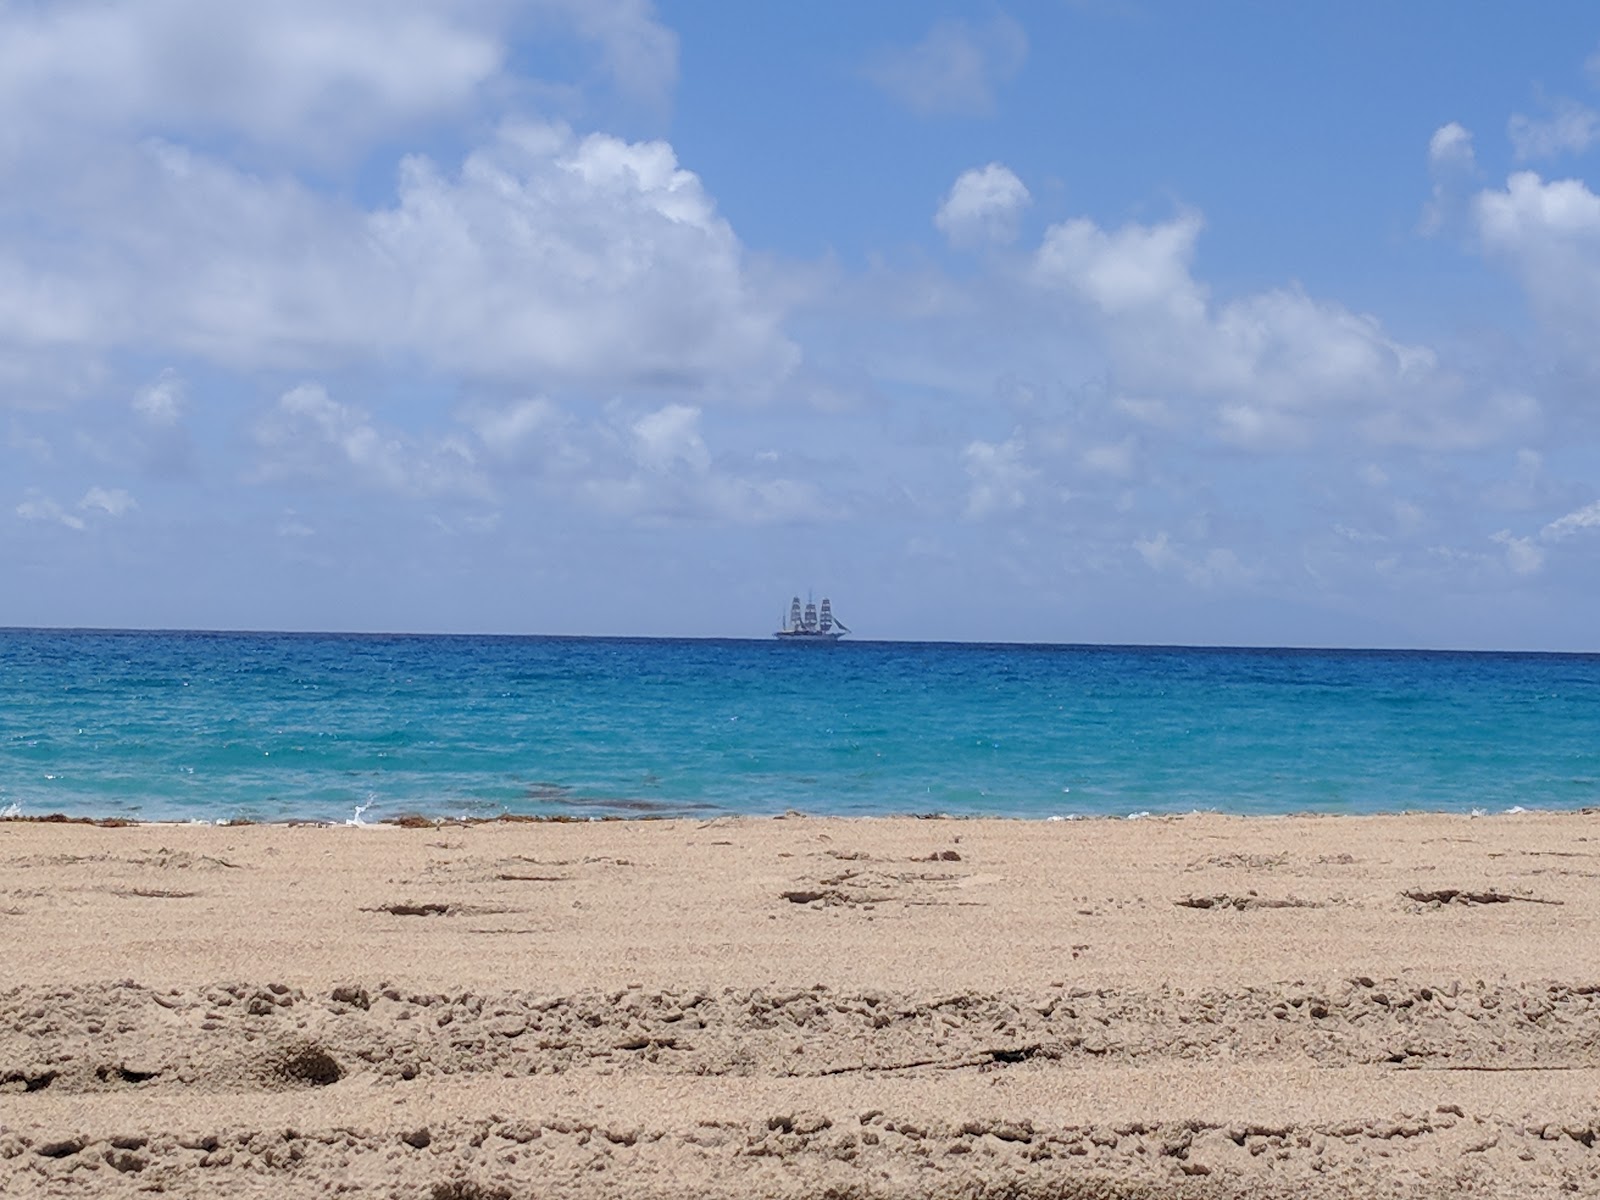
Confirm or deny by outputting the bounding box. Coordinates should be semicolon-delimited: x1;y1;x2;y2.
1;629;1597;824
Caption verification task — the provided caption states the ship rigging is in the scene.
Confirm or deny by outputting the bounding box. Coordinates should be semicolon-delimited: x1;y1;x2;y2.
775;595;850;641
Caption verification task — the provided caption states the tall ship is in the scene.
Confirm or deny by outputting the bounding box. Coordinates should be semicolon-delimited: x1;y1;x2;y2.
775;595;850;641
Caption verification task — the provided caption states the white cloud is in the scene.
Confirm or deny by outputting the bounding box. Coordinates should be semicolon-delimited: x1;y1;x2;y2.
0;123;796;389
16;485;135;528
1429;122;1476;170
79;486;136;517
0;0;501;159
1508;99;1600;162
1542;499;1600;541
962;436;1032;518
252;382;487;499
1032;207;1455;450
866;15;1027;117
1474;171;1600;357
368;124;794;385
1036;211;1206;318
16;494;86;531
936;164;1031;247
0;0;677;161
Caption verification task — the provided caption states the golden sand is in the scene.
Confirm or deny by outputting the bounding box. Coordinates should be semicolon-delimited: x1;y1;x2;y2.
3;811;1599;1197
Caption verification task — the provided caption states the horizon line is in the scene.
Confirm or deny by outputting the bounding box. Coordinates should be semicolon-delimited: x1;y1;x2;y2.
1;623;1596;658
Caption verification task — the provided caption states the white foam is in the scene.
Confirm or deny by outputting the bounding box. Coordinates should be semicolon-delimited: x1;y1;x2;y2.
346;799;376;827
0;801;21;819
1126;810;1152;820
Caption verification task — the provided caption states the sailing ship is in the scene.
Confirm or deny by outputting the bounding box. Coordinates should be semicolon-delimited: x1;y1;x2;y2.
775;595;850;641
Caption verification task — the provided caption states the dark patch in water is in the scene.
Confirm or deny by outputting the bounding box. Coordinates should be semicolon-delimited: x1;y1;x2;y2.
523;782;572;801
524;788;721;816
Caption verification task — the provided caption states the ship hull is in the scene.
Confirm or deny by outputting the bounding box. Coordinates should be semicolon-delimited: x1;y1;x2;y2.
773;630;845;642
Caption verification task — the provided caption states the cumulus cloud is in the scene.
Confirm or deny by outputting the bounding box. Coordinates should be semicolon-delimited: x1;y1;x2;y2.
0;123;796;388
866;15;1027;117
1508;99;1600;162
368;123;797;383
1474;171;1600;358
252;383;487;499
1031;207;1457;450
936;164;1031;247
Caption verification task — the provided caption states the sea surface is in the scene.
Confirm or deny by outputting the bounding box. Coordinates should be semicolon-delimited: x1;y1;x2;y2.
1;629;1598;823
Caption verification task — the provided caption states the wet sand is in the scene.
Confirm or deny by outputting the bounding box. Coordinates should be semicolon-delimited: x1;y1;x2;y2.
3;811;1600;1197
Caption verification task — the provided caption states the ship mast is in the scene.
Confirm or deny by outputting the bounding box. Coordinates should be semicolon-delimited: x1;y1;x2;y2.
776;592;849;638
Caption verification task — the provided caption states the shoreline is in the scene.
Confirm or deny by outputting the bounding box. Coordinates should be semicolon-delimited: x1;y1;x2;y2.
4;811;1599;1196
4;803;1596;829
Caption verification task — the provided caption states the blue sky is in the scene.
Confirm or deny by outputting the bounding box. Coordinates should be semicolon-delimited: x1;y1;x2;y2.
5;1;1600;648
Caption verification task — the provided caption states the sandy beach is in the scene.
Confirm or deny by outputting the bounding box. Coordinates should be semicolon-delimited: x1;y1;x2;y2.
3;810;1600;1197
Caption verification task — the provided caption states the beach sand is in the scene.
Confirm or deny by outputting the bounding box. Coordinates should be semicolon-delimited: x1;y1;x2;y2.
3;811;1600;1197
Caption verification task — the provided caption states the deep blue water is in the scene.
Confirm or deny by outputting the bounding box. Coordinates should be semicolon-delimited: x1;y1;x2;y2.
1;629;1597;822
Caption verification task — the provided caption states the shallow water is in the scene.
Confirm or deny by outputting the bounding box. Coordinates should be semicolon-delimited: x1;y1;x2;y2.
1;629;1597;822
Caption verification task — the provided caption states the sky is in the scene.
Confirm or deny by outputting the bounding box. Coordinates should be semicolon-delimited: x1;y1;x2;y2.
5;1;1600;649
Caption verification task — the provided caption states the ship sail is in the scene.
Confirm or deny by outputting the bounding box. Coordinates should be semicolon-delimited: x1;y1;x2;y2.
776;593;850;640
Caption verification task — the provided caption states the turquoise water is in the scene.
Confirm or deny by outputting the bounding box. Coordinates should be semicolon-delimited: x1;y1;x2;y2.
1;629;1597;823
